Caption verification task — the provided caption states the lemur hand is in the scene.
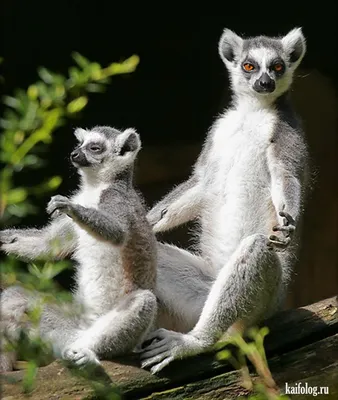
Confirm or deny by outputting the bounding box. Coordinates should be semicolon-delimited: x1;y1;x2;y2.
47;195;74;219
147;207;168;229
269;211;296;251
0;230;18;246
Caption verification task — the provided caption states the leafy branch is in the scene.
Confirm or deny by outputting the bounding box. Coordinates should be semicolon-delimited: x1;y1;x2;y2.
216;327;290;400
0;53;140;225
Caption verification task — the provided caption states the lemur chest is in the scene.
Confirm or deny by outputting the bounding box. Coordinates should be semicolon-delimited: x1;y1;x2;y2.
72;183;109;208
71;184;125;313
208;108;276;190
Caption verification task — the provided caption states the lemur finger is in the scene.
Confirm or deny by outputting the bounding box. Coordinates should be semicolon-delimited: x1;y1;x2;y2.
150;356;175;374
269;235;291;246
47;200;69;215
160;208;168;219
50;195;69;202
272;224;295;233
141;351;170;369
140;344;170;360
141;338;169;352
50;209;61;219
143;328;171;344
279;211;295;226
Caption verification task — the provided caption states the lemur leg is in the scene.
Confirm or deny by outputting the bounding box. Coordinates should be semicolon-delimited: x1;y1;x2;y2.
141;234;282;374
154;243;214;332
0;286;32;372
62;289;157;367
0;286;82;371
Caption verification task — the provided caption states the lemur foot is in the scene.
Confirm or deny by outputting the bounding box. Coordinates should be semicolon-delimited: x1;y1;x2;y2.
140;329;205;374
269;211;295;251
47;195;73;219
62;345;100;368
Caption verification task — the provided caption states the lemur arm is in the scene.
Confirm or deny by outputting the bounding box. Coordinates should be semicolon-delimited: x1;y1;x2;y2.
147;175;203;233
0;216;76;260
47;192;129;246
267;143;303;226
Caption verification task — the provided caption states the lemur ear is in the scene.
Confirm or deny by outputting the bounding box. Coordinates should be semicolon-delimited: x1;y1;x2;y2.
281;27;306;65
117;128;141;156
219;28;243;64
74;128;87;142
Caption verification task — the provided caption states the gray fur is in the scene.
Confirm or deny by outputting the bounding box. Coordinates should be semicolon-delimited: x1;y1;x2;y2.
141;28;309;374
0;126;157;371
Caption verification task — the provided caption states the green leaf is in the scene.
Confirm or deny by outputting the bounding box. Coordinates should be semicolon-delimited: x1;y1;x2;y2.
216;349;232;361
28;264;43;279
22;154;44;168
37;67;54;84
6;202;38;218
106;55;140;76
67;96;88;113
46;175;62;190
7;188;28;204
259;326;269;338
72;52;90;69
27;85;39;100
23;360;38;394
41;261;70;279
3;95;21;110
0;117;16;130
86;83;105;93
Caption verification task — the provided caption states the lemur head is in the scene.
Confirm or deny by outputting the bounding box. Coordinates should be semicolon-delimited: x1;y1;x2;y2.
71;126;141;182
218;28;306;101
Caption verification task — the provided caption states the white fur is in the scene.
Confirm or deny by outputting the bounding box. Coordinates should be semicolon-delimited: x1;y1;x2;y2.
281;28;306;69
199;104;277;271
71;182;122;318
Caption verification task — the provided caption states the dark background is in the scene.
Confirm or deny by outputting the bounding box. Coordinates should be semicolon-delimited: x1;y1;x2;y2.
1;3;337;309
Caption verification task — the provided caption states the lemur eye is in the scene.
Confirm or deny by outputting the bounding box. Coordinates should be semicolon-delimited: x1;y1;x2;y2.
243;63;255;72
90;145;101;152
273;63;284;72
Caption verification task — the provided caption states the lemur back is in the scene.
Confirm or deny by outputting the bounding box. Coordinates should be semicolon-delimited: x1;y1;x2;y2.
0;126;157;371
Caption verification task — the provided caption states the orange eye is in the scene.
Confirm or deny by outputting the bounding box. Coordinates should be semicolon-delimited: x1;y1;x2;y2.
243;63;255;72
274;63;283;72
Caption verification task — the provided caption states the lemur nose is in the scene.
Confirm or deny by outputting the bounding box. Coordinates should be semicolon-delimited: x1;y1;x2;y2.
71;150;80;160
259;73;275;90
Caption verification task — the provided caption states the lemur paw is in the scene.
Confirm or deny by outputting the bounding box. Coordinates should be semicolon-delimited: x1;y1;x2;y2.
62;346;100;368
269;211;295;251
147;208;167;230
0;230;18;246
47;195;73;219
140;329;204;374
273;211;296;236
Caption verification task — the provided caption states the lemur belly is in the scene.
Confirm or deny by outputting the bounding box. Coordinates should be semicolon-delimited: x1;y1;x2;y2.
71;185;124;316
200;107;278;270
74;229;124;316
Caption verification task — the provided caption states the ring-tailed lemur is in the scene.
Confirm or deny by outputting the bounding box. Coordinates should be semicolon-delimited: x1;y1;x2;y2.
140;28;309;373
0;126;157;371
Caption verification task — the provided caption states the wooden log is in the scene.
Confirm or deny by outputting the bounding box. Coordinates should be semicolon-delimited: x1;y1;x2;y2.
1;295;337;400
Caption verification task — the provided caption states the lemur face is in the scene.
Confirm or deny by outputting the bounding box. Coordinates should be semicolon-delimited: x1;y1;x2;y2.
72;126;141;179
218;28;306;99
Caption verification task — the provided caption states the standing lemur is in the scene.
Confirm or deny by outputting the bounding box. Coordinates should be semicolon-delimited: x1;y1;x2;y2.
140;28;309;373
0;126;157;371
